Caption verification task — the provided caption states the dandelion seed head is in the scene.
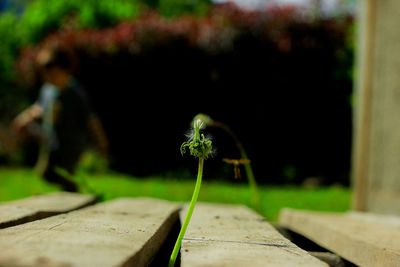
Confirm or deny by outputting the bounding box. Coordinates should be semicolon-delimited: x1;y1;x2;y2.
181;118;213;159
194;119;204;130
193;113;213;127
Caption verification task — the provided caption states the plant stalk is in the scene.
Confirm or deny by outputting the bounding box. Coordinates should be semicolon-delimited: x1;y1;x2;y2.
212;121;260;211
168;158;204;267
239;149;260;212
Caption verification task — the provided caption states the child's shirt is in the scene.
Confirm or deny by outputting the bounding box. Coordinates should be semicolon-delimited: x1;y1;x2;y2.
35;78;93;156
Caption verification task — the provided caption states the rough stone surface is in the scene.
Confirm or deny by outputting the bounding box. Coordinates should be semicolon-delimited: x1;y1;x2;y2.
0;192;96;228
0;198;180;267
180;202;327;267
279;208;400;267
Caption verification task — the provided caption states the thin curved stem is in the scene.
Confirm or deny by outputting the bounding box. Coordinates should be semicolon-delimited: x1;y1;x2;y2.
169;158;204;267
211;121;260;212
239;149;260;212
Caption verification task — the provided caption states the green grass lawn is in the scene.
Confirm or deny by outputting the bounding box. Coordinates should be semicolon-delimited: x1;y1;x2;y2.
0;167;351;221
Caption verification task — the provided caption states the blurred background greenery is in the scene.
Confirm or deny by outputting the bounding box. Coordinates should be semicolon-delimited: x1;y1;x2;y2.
0;0;355;215
0;166;351;221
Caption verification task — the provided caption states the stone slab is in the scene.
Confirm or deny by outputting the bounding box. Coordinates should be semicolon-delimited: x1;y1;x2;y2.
0;198;180;267
279;208;400;267
0;192;96;229
180;203;327;267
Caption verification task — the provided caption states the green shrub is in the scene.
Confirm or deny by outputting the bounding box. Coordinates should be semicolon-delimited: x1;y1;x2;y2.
158;0;210;18
0;12;22;117
19;0;140;44
0;13;18;83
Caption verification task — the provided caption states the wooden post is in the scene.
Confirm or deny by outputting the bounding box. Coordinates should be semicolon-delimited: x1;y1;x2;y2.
352;0;376;211
352;0;400;214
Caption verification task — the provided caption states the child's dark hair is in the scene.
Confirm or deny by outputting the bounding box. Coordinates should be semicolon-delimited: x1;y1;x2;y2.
37;48;73;72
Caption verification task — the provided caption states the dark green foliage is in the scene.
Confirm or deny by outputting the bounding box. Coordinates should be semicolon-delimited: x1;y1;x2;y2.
0;13;23;117
18;0;140;44
0;13;18;83
158;0;210;18
139;0;211;16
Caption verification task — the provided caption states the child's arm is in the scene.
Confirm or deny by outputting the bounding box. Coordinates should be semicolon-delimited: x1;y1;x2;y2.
11;104;43;134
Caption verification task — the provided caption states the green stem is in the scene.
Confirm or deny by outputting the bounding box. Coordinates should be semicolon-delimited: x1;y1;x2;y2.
239;149;260;212
169;158;204;267
212;121;261;212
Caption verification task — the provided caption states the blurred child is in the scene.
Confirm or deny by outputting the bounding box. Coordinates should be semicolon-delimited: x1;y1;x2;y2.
12;48;108;192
